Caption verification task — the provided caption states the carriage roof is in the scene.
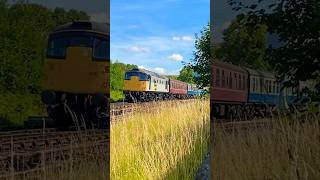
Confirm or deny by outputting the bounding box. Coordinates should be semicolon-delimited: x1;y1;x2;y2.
245;67;277;79
213;60;247;73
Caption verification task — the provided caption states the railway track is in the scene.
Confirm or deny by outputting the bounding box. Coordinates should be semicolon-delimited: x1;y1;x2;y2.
110;99;204;122
0;129;108;179
0;99;272;178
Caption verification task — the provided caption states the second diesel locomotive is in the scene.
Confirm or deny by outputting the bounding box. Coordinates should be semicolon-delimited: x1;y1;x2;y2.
124;68;205;102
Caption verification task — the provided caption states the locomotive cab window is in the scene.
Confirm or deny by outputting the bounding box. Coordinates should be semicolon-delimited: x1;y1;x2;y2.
47;34;94;59
47;37;68;59
93;38;109;61
47;32;109;61
125;72;148;81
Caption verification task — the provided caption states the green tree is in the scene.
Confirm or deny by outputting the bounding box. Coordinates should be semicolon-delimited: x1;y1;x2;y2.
110;61;137;102
214;14;269;70
177;66;195;84
0;1;91;123
229;0;320;94
189;23;211;88
166;75;178;80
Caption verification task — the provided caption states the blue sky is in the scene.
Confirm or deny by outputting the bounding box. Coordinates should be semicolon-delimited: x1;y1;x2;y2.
111;0;209;75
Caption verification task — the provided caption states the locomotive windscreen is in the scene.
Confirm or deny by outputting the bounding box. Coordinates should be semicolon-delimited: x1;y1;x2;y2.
47;32;109;61
125;72;149;81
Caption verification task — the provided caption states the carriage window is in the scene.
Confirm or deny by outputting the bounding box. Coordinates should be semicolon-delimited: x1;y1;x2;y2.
234;73;237;89
226;72;229;88
222;70;225;87
93;38;109;61
243;75;246;90
216;69;220;87
229;72;232;89
265;80;268;93
268;81;272;93
272;81;275;94
239;74;242;90
253;77;256;92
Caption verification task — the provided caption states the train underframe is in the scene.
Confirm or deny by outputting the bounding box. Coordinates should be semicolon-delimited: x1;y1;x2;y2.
41;91;109;130
210;101;277;122
124;91;189;102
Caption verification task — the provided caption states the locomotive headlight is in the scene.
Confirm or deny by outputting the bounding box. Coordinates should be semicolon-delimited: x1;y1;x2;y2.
41;90;56;105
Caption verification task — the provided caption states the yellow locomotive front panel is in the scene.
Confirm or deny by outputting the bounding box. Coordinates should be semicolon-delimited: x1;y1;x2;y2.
124;72;149;92
45;48;109;94
45;29;109;95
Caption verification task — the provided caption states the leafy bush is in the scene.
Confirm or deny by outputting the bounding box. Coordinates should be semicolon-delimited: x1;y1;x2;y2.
110;61;137;102
0;93;46;126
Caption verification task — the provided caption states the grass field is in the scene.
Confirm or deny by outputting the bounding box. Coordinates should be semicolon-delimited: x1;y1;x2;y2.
110;99;210;180
211;115;320;180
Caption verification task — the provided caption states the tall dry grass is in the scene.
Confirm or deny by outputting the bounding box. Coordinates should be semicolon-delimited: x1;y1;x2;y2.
110;99;210;180
211;115;320;180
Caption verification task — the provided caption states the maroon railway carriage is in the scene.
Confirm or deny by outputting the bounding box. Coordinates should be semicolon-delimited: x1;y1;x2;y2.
169;79;188;98
211;60;249;119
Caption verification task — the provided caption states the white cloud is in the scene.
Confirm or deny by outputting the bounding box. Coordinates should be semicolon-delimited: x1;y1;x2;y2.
172;36;180;41
135;65;183;75
172;35;193;42
127;46;150;53
181;36;193;42
153;67;166;75
138;65;146;69
168;53;184;62
137;66;166;75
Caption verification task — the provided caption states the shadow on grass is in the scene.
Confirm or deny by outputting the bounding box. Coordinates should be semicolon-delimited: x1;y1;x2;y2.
163;138;209;180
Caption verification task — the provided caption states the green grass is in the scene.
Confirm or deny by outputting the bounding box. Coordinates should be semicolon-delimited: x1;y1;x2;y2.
111;100;210;179
110;90;124;102
0;92;46;127
211;115;320;180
